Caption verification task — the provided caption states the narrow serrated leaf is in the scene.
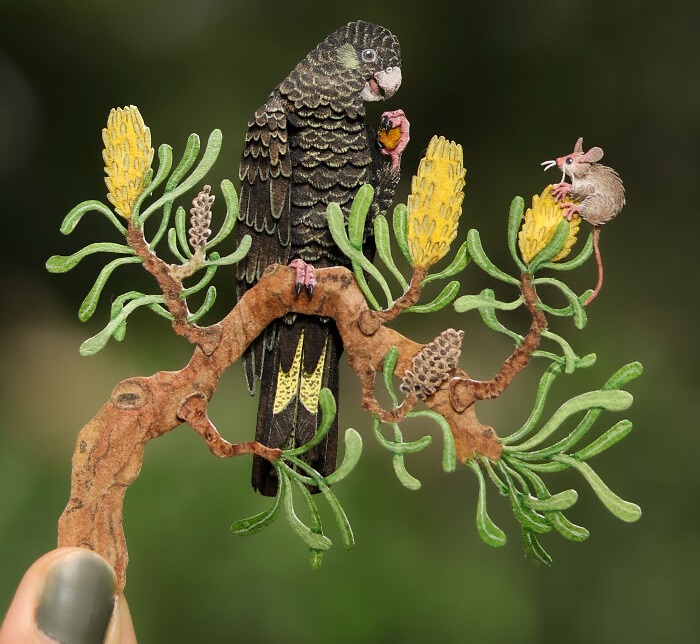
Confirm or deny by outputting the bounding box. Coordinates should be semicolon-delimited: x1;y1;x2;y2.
522;527;553;567
78;256;142;321
524;489;578;512
230;486;283;535
467;460;507;547
554;454;642;522
575;420;633;461
466;228;520;285
374;214;408;289
46;243;133;273
603;361;644;390
407;280;460;313
325;428;363;485
392;202;411;264
510;389;633;452
422;241;470;284
507;196;527;272
348;184;374;250
281;472;332;550
60;200;126;235
407;409;456;473
206;179;239;250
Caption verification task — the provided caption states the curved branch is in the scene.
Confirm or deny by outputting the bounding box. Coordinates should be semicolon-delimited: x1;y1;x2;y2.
57;263;505;592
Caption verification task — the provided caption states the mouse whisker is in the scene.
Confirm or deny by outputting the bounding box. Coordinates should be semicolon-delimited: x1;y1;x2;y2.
540;159;557;172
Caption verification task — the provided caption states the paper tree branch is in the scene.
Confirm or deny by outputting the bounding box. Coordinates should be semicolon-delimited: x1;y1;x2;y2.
57;251;547;591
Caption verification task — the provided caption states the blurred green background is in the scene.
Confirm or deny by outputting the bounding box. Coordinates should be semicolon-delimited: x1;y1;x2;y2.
1;0;698;641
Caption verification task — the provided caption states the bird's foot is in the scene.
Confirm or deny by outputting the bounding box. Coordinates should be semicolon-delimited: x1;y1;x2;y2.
378;109;410;169
552;182;572;203
560;202;581;221
289;258;316;298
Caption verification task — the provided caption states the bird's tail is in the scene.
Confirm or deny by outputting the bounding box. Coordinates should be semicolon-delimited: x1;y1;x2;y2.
252;315;341;496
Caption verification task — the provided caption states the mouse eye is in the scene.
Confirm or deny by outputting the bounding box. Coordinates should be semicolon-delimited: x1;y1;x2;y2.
566;157;573;164
361;48;377;63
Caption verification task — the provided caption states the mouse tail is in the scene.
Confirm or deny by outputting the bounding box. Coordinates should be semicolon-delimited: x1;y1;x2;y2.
585;226;604;306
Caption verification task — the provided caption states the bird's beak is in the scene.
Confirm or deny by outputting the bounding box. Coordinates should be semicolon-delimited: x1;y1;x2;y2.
361;67;402;101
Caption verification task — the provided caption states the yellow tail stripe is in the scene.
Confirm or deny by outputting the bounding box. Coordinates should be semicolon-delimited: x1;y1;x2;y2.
300;338;327;414
273;332;303;414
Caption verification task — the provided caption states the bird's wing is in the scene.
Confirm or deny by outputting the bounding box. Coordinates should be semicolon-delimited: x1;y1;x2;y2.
236;92;293;287
236;92;293;391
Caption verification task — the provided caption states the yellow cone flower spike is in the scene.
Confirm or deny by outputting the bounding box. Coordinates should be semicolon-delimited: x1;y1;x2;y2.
102;106;154;218
518;185;580;264
407;135;466;268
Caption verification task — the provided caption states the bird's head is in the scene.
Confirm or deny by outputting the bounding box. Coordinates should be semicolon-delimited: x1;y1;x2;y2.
280;20;401;113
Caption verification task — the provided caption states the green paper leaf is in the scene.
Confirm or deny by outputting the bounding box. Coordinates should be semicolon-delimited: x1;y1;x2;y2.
382;346;400;407
285;388;336;457
507;196;527;273
326;201;391;309
79;293;165;356
78;256;142;321
467;460;507;547
59;200;126;236
466;228;520;285
374;214;408;290
206;179;239;250
138;129;223;224
187;286;217;323
317;482;354;548
392;202;412;264
230;484;283;536
46;243;133;273
325;428;363;485
205;234;251;266
175;204;191;258
454;292;522;314
604;361;644;390
508;389;633;452
534;277;587;329
132;143;173;223
407;280;460;313
166;133;201;192
408;409;456;473
280;471;332;550
540;231;594;272
553;454;641;522
528;219;570;273
524;489;578;512
574;420;633;461
348;184;374;250
522;528;553;567
550;512;590;542
422;241;470;284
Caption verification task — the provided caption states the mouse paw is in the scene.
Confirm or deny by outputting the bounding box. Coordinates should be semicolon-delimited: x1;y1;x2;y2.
552;182;572;203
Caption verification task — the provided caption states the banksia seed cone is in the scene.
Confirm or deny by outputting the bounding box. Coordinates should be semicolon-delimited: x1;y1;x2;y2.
518;185;580;264
102;106;154;218
400;328;463;400
189;185;214;250
407;135;466;268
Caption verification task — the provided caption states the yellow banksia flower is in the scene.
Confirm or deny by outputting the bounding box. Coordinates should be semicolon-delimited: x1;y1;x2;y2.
102;106;154;218
518;185;580;264
407;135;466;268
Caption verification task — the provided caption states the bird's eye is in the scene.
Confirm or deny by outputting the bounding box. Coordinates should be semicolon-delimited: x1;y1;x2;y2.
361;48;377;63
566;157;573;164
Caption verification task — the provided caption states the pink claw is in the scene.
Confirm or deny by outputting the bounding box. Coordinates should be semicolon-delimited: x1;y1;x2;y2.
289;258;316;298
379;109;410;169
552;182;572;203
560;202;581;221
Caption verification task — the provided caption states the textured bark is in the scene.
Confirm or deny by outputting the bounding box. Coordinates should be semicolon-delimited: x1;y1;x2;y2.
57;263;545;592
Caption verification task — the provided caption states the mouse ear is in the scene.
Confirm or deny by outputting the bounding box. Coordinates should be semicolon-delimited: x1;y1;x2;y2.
580;146;604;163
573;137;584;154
